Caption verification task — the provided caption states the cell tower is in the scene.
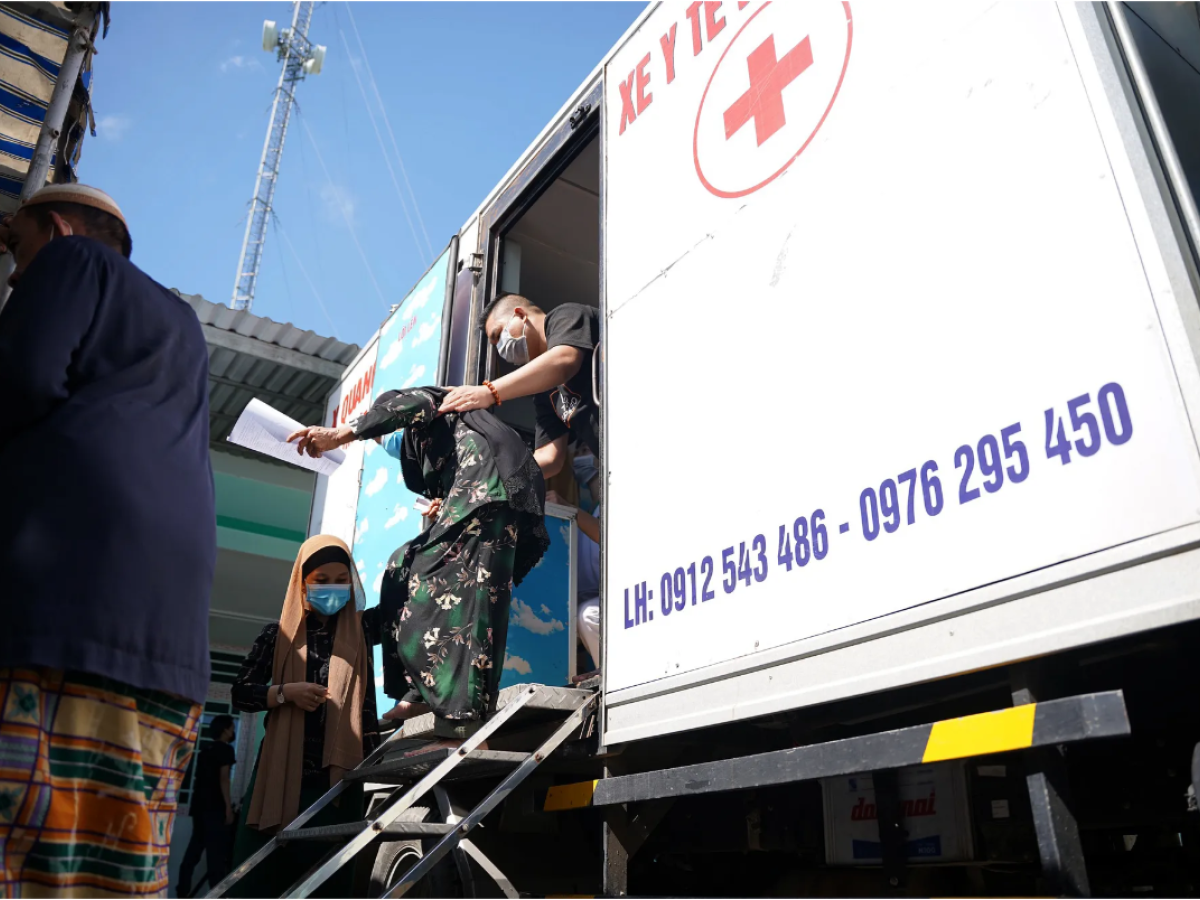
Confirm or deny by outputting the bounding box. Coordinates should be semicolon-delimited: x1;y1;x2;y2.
230;1;327;312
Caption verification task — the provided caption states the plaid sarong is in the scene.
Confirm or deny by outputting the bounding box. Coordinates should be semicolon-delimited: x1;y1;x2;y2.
0;668;201;898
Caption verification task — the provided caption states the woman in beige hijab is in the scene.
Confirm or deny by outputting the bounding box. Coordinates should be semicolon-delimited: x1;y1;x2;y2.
227;535;379;895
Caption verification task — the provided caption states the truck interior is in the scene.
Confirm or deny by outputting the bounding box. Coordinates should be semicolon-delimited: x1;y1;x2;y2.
479;130;601;677
1124;3;1200;217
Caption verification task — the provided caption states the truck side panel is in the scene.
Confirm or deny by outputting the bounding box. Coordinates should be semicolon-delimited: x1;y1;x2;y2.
602;1;1200;742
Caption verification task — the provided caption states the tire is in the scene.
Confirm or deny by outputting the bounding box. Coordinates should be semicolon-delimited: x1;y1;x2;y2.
365;805;463;898
370;839;465;898
370;839;427;898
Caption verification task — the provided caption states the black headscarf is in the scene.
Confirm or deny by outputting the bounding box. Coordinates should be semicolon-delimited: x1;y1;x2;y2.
371;388;549;585
302;543;353;579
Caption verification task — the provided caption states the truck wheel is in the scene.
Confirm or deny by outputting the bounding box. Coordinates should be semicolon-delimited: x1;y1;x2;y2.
369;839;462;898
370;839;424;898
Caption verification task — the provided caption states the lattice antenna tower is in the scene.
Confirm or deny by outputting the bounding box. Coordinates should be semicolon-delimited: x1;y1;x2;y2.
230;1;327;311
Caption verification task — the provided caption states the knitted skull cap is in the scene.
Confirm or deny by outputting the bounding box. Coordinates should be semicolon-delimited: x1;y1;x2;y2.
20;184;126;226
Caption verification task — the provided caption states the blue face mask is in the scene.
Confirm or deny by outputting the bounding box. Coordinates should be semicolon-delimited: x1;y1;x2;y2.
381;431;404;460
307;583;352;616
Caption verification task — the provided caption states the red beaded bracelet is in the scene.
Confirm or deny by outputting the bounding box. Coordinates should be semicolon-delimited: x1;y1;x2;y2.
482;380;502;406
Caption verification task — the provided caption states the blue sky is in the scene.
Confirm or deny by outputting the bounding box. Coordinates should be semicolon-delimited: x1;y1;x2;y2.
82;2;641;347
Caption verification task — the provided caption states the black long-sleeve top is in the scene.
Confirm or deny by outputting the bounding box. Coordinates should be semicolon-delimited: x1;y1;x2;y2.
232;607;382;786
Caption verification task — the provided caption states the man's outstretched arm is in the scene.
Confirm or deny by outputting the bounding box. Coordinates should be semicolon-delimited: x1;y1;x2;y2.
439;345;584;414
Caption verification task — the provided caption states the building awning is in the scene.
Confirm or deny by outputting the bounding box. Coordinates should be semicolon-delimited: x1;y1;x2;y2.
176;290;361;464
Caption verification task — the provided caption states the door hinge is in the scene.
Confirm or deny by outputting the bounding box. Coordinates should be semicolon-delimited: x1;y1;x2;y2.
467;252;484;276
569;102;592;130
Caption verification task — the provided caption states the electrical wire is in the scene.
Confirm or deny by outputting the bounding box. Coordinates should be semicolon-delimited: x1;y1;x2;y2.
274;213;341;339
271;216;297;323
344;2;435;261
336;24;428;265
298;111;390;310
331;4;355;170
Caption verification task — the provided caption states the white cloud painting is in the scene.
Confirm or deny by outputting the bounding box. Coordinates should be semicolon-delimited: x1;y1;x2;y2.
364;467;388;497
380;337;405;370
504;653;532;675
411;313;440;350
401;363;426;389
510;598;564;636
406;277;439;313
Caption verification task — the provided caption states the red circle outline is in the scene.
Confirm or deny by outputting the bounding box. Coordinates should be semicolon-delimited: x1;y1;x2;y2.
693;1;854;199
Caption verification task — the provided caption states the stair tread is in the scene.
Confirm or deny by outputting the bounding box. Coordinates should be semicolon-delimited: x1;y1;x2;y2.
276;820;454;841
346;749;531;784
399;684;594;740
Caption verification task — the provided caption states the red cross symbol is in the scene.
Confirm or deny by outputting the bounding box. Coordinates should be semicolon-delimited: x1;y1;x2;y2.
723;34;814;147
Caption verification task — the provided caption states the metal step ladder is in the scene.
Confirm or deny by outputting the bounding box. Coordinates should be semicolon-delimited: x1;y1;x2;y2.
207;683;597;899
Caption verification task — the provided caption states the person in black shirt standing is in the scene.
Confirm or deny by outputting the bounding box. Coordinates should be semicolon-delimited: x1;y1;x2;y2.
178;715;236;897
439;294;600;479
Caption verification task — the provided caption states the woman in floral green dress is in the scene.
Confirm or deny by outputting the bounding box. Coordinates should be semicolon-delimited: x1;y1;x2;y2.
288;387;549;747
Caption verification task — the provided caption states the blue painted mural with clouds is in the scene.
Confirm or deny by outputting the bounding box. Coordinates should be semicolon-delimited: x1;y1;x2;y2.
353;250;450;716
500;511;574;690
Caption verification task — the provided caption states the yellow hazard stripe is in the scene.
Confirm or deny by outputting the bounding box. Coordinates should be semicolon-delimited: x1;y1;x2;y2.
544;779;599;812
547;706;1037;812
922;703;1037;763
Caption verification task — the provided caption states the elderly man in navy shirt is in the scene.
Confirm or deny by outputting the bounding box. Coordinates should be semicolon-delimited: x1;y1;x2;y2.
0;185;215;896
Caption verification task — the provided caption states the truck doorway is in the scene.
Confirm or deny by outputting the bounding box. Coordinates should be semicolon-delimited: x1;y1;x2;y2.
472;104;602;684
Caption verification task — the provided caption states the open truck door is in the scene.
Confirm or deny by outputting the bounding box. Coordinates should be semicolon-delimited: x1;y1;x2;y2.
470;79;605;687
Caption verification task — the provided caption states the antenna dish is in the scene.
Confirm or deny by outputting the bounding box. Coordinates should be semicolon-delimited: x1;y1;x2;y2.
261;20;278;52
303;44;326;76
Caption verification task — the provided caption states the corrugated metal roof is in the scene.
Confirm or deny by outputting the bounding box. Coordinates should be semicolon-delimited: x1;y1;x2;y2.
175;290;360;464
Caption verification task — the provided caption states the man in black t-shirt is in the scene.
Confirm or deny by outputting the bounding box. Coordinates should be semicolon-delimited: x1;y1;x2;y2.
177;715;236;897
439;294;600;478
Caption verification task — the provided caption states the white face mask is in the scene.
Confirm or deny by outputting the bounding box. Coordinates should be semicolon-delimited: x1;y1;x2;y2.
496;314;530;366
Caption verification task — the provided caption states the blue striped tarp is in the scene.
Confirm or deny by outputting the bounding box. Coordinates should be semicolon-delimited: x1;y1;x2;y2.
0;3;95;213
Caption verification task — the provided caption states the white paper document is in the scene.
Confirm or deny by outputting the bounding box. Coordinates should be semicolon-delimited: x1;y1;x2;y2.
227;398;346;476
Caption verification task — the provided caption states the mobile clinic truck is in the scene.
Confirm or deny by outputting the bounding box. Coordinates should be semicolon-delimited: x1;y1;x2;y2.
222;1;1200;897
